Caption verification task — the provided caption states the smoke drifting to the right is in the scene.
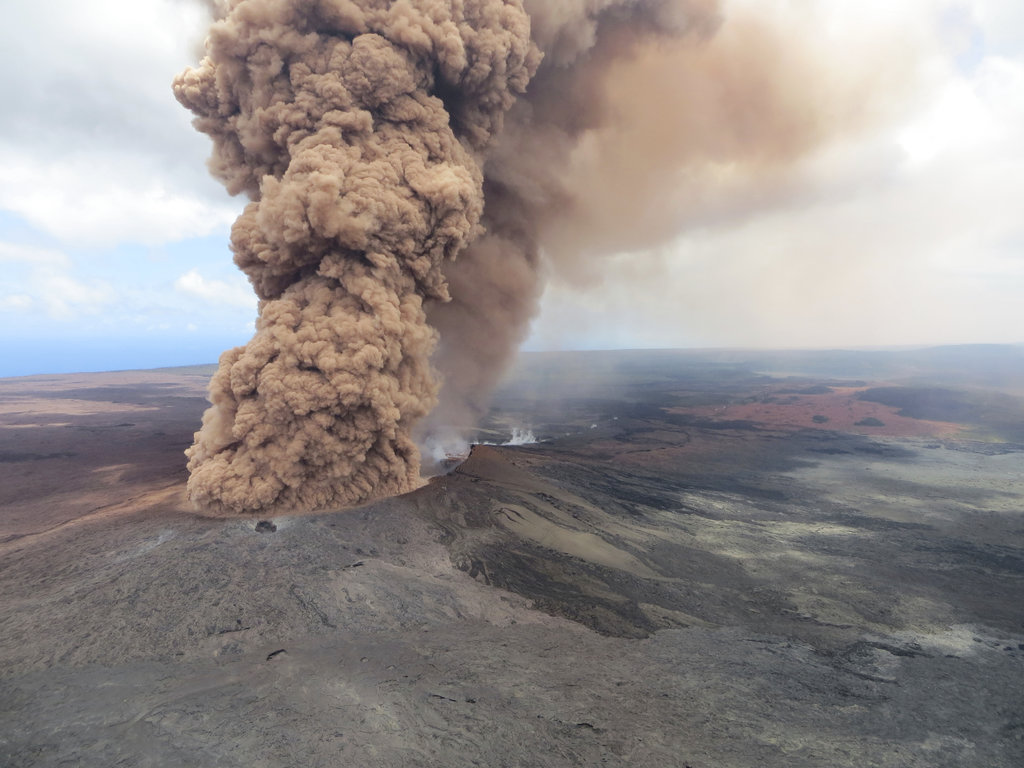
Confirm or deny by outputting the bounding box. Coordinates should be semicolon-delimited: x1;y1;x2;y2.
420;0;915;458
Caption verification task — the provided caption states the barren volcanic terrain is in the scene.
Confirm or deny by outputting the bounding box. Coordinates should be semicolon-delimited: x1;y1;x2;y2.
2;347;1023;767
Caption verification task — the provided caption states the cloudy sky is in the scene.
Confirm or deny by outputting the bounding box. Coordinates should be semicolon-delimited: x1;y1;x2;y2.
1;0;1022;376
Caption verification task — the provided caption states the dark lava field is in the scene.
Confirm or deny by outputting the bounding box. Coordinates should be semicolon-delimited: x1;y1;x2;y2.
2;346;1023;767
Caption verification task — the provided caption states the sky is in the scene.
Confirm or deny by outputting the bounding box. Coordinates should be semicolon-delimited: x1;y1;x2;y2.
0;0;1022;377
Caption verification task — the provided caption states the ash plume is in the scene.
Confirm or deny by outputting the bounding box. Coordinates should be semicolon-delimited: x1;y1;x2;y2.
175;0;537;514
177;0;887;515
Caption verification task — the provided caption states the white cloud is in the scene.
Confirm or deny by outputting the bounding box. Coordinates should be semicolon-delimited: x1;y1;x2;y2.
0;242;71;267
175;269;257;310
972;0;1024;53
0;242;114;319
0;0;242;247
0;151;240;247
0;294;33;312
38;272;115;319
898;77;998;165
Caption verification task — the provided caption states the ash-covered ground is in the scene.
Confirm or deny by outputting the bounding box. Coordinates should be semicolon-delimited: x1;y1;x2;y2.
2;347;1023;767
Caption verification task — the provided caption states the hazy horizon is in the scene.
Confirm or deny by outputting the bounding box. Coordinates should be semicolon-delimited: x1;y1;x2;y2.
3;339;1022;380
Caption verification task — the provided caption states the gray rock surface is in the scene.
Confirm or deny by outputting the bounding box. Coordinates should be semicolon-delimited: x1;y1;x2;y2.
2;352;1023;766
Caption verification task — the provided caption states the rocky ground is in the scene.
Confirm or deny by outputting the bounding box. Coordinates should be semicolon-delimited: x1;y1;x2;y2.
1;349;1023;767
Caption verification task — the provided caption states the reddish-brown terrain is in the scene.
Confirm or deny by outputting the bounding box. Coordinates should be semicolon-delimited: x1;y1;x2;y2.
674;385;963;438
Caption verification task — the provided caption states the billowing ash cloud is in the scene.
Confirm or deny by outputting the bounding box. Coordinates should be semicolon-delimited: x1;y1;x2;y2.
176;0;872;515
175;0;538;514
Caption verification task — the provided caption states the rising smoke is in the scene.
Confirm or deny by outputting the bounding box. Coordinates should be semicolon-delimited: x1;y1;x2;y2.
176;0;890;515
